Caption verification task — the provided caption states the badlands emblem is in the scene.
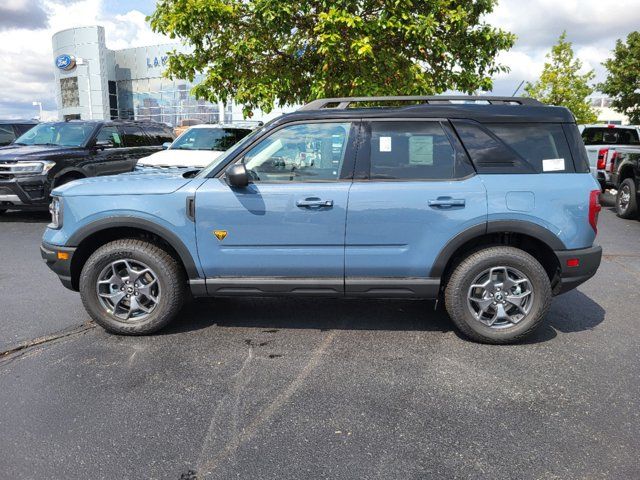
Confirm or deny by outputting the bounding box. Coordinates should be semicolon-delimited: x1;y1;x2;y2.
213;230;228;241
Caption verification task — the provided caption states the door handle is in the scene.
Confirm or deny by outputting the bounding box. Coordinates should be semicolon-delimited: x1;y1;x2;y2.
428;197;466;208
296;197;334;209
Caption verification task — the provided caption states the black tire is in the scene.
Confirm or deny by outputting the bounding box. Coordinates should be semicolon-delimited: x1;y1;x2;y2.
615;178;638;219
79;239;186;335
54;174;83;188
444;246;552;344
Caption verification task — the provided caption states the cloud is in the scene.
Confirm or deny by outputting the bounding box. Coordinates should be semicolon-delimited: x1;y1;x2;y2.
0;0;49;31
0;0;170;118
486;0;640;94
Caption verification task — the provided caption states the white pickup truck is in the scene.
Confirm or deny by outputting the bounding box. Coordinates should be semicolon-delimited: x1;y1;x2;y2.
580;124;640;190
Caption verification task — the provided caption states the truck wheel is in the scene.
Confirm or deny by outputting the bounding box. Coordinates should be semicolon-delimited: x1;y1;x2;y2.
616;178;638;219
79;239;186;335
444;246;552;344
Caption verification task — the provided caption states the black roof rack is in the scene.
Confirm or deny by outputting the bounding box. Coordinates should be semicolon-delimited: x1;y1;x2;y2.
299;95;543;111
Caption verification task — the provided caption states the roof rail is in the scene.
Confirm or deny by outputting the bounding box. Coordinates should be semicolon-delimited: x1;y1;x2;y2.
298;95;543;111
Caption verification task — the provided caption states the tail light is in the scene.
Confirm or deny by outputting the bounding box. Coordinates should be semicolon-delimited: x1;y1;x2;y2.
589;189;601;234
597;148;608;170
608;151;618;173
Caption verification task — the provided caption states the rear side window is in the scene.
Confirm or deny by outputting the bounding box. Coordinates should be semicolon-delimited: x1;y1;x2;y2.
581;127;640;146
485;123;574;173
121;125;150;147
367;121;455;180
143;124;174;144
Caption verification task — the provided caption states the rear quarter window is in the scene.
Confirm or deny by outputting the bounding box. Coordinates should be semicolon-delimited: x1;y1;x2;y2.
484;123;574;173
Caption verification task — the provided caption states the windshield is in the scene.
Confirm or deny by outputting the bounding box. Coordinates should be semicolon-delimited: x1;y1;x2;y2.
196;127;265;178
14;122;95;147
171;127;251;151
582;127;640;146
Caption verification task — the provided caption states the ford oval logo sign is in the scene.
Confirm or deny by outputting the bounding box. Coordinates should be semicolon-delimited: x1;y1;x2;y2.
55;54;76;71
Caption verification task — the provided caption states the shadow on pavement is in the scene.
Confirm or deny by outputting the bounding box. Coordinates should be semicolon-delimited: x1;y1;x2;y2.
0;210;49;223
163;297;453;335
163;289;605;344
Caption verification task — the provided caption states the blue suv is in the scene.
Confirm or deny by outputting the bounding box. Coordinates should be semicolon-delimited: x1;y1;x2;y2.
41;96;602;343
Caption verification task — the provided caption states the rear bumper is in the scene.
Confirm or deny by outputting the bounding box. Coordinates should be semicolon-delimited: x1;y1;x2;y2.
41;241;76;290
554;245;602;295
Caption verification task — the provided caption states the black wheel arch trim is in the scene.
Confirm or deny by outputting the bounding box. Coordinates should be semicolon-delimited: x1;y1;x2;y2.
429;220;566;278
66;217;200;279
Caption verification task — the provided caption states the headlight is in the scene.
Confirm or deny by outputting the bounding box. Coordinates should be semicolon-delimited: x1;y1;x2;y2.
6;161;56;175
48;196;63;229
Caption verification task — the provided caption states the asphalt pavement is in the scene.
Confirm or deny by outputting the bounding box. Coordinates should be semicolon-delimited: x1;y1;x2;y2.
0;198;639;479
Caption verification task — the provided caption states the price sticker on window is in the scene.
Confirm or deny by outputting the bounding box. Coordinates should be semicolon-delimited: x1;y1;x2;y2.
379;136;392;152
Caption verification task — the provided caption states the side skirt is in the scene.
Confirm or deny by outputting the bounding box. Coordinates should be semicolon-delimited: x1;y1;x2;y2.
188;277;441;299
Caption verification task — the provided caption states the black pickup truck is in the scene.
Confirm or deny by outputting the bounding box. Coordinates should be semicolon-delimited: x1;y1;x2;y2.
0;119;174;213
610;147;640;218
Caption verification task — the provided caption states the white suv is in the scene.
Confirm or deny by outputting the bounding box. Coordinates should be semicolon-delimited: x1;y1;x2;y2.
137;124;253;169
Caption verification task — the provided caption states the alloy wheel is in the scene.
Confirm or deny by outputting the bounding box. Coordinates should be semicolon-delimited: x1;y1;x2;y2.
467;266;534;328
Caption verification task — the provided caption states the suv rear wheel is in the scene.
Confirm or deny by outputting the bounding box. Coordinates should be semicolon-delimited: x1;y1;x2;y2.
616;178;638;219
444;246;552;344
79;239;185;335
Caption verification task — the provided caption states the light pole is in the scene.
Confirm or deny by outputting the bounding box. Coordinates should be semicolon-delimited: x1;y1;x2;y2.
75;57;93;119
32;101;43;120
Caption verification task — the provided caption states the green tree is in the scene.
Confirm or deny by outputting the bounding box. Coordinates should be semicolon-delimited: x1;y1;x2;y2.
599;31;640;124
149;0;514;115
525;32;597;124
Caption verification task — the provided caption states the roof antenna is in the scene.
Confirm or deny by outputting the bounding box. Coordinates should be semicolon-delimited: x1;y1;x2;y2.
512;80;525;97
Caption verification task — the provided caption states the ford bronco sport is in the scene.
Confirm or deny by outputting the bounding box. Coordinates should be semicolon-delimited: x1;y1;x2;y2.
41;96;602;344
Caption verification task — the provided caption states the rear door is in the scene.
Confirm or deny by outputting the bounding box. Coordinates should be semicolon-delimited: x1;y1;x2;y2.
345;119;487;296
195;121;358;295
120;124;159;168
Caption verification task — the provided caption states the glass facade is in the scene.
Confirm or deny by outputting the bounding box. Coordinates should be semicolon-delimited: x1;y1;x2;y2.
116;74;233;126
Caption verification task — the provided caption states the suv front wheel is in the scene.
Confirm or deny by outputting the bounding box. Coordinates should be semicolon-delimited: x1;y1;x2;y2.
79;239;185;335
445;246;552;344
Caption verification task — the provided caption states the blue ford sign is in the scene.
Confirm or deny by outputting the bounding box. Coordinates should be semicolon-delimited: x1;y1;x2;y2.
55;54;76;71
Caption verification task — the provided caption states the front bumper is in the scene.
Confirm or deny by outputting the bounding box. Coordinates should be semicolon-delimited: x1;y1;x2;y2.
41;241;76;290
554;245;602;295
0;174;50;209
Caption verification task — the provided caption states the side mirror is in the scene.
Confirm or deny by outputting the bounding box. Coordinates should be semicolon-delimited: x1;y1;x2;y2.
93;139;112;150
225;163;250;188
162;142;172;150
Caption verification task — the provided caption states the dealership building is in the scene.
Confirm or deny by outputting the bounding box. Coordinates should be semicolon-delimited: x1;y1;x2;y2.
51;26;291;125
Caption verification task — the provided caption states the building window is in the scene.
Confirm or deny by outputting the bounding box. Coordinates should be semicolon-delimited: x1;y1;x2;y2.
108;81;118;120
60;77;79;108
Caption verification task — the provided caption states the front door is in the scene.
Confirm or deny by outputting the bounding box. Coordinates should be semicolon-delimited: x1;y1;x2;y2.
195;121;358;295
345;120;487;296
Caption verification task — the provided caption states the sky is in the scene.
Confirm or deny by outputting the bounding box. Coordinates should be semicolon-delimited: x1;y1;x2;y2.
0;0;639;119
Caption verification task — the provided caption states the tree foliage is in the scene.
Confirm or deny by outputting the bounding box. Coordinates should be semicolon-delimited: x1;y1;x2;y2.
599;31;640;124
149;0;514;115
525;32;597;124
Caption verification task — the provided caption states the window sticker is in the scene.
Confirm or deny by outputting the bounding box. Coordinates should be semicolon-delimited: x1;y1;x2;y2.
542;158;565;172
379;136;392;152
409;136;434;165
112;133;121;145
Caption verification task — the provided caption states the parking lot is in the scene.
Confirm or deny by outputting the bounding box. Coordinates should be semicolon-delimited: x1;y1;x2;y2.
1;196;639;479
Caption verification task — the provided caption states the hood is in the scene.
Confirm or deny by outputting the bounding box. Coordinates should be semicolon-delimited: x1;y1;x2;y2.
52;171;193;197
137;149;222;168
0;144;85;162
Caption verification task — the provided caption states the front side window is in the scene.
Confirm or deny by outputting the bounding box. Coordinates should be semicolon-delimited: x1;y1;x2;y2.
172;128;251;151
242;122;352;182
14;122;94;147
368;121;455;180
95;126;123;148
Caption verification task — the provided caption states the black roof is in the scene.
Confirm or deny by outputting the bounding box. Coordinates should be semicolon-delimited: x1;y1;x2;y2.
273;96;576;125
